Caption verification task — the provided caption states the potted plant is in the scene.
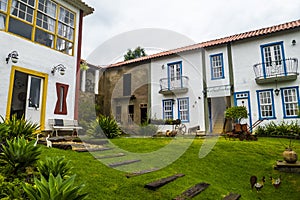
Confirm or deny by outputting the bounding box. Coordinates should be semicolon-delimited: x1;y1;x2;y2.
225;106;248;124
282;133;298;163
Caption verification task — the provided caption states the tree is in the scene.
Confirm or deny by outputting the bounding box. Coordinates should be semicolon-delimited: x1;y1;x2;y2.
124;46;147;61
225;106;248;124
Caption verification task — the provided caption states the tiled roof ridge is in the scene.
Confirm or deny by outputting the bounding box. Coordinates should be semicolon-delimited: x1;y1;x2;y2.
105;19;300;68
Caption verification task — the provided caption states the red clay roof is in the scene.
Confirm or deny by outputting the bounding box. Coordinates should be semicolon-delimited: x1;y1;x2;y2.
105;19;300;68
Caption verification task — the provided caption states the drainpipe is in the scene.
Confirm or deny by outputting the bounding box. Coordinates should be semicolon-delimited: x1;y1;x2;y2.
74;10;83;120
227;43;235;106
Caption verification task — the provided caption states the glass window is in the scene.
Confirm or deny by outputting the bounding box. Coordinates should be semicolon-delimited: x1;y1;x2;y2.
0;0;8;11
163;100;173;120
168;61;182;89
123;74;131;96
178;98;189;122
29;77;41;108
257;90;275;119
282;87;299;118
261;42;285;77
2;0;76;55
210;53;224;79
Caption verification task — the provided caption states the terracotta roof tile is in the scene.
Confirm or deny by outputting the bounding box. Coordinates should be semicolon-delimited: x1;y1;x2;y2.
104;19;300;68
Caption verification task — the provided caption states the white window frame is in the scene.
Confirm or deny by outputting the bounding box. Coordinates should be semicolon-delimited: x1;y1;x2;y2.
178;98;189;122
163;99;173;120
257;89;275;119
282;87;299;118
210;53;224;80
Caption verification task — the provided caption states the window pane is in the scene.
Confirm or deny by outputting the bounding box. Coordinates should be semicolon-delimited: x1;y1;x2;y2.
283;88;299;117
56;38;73;55
35;28;54;47
8;17;32;39
29;77;41;108
11;0;35;23
0;0;8;11
0;13;5;29
258;91;273;118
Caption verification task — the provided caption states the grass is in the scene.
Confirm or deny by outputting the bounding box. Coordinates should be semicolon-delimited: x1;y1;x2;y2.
39;137;300;200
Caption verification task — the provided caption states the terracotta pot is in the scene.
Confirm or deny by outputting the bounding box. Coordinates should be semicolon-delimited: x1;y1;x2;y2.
283;149;298;164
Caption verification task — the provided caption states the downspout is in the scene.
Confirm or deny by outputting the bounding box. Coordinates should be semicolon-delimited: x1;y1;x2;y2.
201;48;209;134
74;10;83;120
227;43;235;106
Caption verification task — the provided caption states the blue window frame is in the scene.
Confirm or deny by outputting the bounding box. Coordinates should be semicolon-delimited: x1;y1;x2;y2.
260;41;287;78
177;98;189;122
210;53;224;80
281;86;300;118
163;99;173;120
167;61;182;89
256;89;276;120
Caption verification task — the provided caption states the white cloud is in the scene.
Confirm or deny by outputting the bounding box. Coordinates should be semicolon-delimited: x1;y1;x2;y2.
82;0;300;60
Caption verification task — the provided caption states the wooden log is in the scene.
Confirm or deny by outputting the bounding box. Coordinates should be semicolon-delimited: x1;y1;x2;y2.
126;168;159;178
223;193;241;200
109;159;141;168
173;182;210;200
144;174;185;190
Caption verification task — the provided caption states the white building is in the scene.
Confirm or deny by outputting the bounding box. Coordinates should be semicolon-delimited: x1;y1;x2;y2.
0;0;93;131
99;19;300;134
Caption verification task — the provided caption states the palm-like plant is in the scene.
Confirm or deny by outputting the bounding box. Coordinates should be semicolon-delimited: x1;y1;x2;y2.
38;156;72;180
0;115;39;141
87;115;121;138
23;174;88;200
0;137;41;176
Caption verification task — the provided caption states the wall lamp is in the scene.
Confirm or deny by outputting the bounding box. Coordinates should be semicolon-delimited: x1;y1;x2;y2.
274;88;280;96
51;64;66;76
292;39;296;46
6;51;19;64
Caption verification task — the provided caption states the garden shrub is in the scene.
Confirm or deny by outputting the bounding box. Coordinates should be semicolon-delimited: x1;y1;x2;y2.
0;137;41;177
37;156;72;180
0;115;39;141
0;174;25;199
255;121;300;137
87;115;121;139
23;174;88;200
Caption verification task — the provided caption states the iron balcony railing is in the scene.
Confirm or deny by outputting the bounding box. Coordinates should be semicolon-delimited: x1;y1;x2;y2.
253;58;298;83
159;76;189;94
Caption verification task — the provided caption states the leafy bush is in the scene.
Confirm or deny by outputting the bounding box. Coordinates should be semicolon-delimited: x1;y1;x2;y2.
87;115;121;139
0;137;41;176
225;106;248;123
0;115;39;141
0;174;25;199
23;174;88;200
255;121;300;137
37;156;72;180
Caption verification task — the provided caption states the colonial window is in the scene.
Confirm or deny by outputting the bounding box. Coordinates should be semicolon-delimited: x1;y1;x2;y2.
282;87;299;118
128;105;134;124
210;53;224;79
0;0;76;55
115;106;121;123
163;99;173;120
54;82;68;114
178;98;189;122
260;41;286;77
123;73;131;96
257;89;275;119
168;61;182;89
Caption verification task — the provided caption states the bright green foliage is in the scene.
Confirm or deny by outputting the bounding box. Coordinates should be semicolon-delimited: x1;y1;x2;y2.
38;156;72;180
23;174;88;200
0;174;25;199
0;122;10;143
225;106;248;123
0;115;39;141
255;121;300;136
0;137;41;176
87;115;121;138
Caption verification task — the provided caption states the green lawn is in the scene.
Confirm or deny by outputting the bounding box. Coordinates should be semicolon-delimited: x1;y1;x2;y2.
40;137;300;200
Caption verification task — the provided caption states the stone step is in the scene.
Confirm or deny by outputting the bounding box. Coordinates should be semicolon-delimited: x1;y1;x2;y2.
144;174;185;190
173;182;210;200
223;193;241;200
95;153;125;159
109;159;141;168
126;168;159;178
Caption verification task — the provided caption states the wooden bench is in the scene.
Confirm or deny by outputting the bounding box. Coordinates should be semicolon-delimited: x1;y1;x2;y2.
49;119;82;137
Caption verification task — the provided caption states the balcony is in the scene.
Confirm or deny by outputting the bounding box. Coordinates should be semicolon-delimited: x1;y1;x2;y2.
159;76;189;95
253;58;298;84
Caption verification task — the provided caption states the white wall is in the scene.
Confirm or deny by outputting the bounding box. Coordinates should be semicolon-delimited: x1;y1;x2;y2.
232;31;300;125
150;50;206;132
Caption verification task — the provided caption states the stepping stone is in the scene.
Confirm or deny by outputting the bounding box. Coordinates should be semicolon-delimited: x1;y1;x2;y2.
95;153;125;159
173;182;210;200
126;168;159;178
109;159;141;168
223;193;241;200
145;174;185;190
74;147;113;152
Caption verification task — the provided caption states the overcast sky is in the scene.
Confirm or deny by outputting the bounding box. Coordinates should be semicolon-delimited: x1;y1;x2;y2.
81;0;300;63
